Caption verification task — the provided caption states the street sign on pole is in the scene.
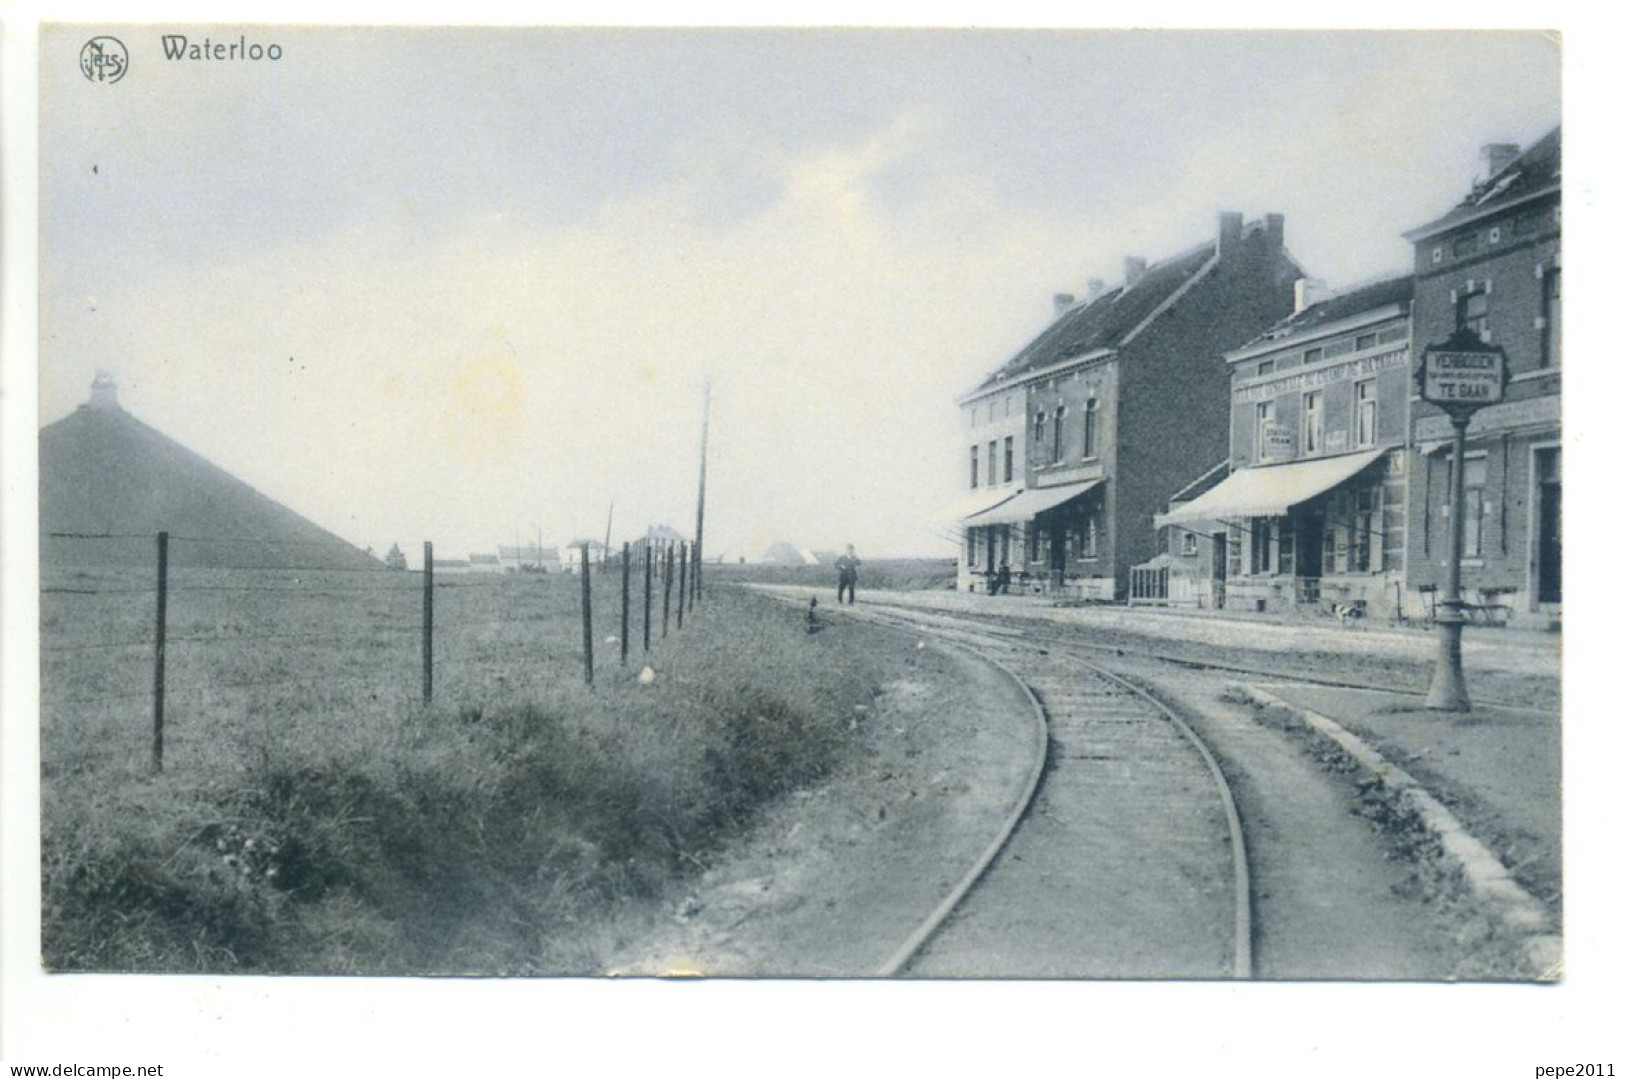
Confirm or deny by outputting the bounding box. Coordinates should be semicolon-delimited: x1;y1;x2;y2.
1415;328;1509;712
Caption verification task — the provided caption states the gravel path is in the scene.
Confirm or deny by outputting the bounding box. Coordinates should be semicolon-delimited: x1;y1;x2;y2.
606;630;1041;977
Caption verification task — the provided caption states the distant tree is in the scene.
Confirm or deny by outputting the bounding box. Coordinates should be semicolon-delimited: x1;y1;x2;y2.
384;542;407;571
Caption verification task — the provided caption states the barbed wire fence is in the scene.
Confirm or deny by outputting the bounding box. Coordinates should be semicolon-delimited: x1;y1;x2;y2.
40;530;711;773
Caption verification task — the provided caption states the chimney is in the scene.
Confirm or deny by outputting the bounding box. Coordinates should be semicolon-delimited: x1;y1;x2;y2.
88;369;120;411
1053;293;1076;316
1293;277;1329;314
1123;257;1148;288
1263;213;1285;251
1216;211;1243;257
1085;278;1106;301
1479;142;1521;184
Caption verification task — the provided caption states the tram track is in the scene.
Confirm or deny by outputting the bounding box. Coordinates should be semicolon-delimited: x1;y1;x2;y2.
846;602;1255;979
829;595;1555;717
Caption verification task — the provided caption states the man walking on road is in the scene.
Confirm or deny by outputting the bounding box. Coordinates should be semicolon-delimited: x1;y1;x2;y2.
835;544;861;605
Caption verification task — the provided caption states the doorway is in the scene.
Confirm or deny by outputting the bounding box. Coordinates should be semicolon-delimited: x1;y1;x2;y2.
1535;447;1561;605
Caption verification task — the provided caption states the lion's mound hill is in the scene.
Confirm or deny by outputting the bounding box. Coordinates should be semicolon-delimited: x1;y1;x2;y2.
40;375;380;571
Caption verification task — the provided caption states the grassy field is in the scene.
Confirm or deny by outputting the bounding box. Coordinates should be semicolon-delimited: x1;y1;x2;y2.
706;557;956;593
40;562;912;973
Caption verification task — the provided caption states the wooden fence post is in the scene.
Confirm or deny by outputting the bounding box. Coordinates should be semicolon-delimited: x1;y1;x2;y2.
643;543;653;654
151;530;168;772
580;544;594;686
620;541;631;665
662;544;673;638
677;541;687;630
422;540;434;704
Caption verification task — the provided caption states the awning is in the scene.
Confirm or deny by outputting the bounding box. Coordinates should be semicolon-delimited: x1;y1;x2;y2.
940;486;1022;525
965;479;1103;527
1154;449;1386;528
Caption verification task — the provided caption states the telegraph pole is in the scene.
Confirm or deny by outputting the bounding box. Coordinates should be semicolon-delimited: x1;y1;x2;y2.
694;379;710;601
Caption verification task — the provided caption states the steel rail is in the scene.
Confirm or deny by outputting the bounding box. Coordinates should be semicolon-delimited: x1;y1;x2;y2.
872;640;1050;978
856;603;1254;979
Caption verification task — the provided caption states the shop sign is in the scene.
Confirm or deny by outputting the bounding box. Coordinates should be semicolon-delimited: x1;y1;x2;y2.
1261;423;1295;460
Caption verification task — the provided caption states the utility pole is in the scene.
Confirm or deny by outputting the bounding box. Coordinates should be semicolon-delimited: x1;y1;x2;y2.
694;379;710;601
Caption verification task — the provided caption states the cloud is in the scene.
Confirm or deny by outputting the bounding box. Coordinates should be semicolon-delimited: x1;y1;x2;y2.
42;108;1108;558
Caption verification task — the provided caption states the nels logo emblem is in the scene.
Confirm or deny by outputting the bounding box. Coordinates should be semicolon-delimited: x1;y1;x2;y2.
79;36;129;84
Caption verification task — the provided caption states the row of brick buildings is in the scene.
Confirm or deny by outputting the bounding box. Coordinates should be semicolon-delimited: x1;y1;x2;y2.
954;128;1560;623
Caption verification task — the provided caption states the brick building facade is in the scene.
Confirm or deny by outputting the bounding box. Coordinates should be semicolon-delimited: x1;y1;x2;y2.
1403;130;1561;619
1156;276;1414;617
956;212;1301;597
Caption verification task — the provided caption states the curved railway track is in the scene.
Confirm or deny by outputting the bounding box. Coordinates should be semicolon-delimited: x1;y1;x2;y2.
853;604;1254;979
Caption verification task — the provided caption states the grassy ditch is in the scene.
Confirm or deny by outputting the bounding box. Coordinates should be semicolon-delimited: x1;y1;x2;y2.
42;575;902;974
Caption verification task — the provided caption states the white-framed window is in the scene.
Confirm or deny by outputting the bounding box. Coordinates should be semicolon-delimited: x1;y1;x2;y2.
1542;268;1561;368
1458;287;1490;340
1004;436;1015;484
1303;390;1324;454
1255;400;1275;460
1034;411;1046;457
1082;398;1098;458
1463;455;1488;558
1354;488;1380;572
988;440;999;485
1251;518;1275;575
1354;379;1377;448
969;445;979;488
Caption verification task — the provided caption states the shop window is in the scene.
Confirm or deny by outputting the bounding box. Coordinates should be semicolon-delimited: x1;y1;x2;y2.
969;445;979;488
1052;405;1066;464
1303;391;1324;454
1278;529;1295;577
1354;380;1377;448
1464;456;1487;558
1082;514;1099;559
1083;398;1098;458
1251;519;1275;575
1227;525;1244;579
1354;489;1379;572
1542;268;1561;368
1004;436;1015;484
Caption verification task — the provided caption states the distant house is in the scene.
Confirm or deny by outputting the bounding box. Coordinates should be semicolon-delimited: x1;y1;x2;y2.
562;539;610;573
632;524;688;563
467;553;504;574
761;542;819;566
497;544;562;572
435;557;475;575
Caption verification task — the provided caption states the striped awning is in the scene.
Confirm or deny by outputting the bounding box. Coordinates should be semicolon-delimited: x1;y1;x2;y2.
965;479;1103;527
1154;449;1386;528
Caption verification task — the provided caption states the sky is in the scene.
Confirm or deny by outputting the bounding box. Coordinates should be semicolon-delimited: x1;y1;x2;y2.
38;27;1561;560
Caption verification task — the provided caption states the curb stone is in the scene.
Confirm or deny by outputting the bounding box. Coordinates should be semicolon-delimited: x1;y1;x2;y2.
1239;684;1560;980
